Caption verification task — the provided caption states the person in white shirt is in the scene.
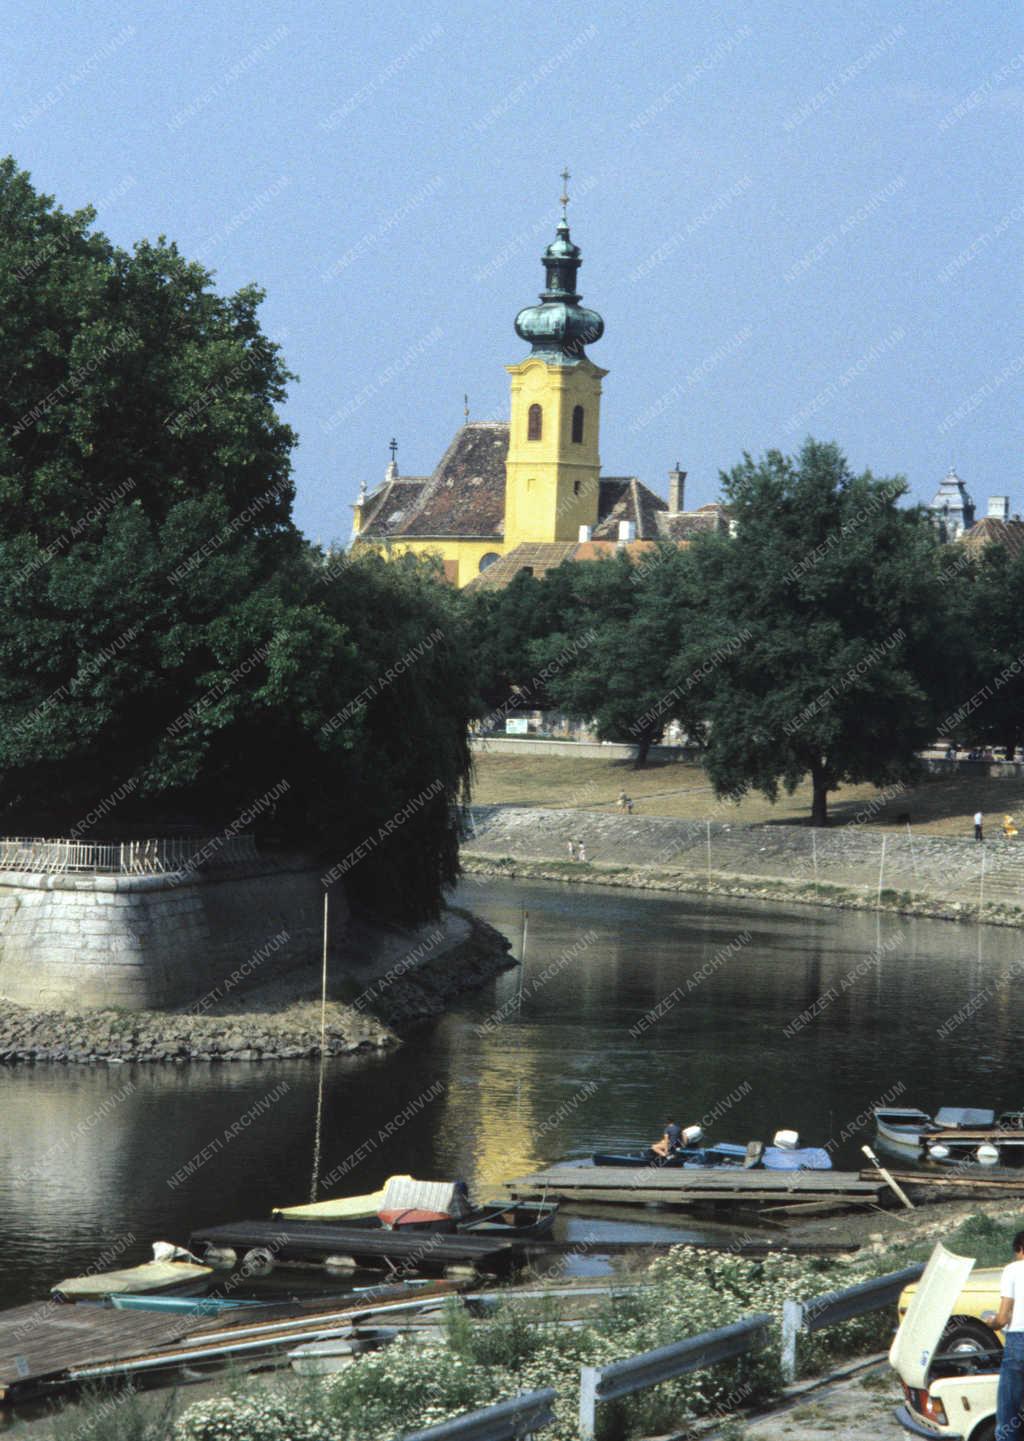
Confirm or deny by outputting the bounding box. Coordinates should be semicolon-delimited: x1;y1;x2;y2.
986;1231;1024;1440
975;810;984;842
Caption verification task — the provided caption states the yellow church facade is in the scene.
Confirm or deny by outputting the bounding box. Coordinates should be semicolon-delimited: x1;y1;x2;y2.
350;188;728;587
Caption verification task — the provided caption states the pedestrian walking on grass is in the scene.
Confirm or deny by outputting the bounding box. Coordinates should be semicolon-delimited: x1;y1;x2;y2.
567;839;577;862
578;842;588;863
975;810;984;842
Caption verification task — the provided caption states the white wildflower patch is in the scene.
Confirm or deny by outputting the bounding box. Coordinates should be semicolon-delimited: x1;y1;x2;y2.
176;1246;896;1441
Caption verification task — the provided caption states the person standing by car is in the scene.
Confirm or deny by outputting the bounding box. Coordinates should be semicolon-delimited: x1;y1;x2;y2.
985;1229;1024;1440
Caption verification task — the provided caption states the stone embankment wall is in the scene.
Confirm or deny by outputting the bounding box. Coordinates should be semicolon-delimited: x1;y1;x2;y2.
0;856;338;1009
464;806;1024;922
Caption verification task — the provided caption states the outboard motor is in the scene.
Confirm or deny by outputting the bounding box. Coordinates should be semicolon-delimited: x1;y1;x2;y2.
772;1129;800;1151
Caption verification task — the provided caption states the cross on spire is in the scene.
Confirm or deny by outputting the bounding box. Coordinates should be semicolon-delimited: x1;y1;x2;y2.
388;437;398;462
559;167;571;221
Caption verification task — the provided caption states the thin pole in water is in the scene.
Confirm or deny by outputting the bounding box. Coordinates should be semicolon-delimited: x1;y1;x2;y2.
516;909;528;1118
705;819;712;890
309;892;329;1203
876;834;887;910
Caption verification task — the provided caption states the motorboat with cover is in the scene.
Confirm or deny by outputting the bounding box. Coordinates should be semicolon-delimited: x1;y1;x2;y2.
593;1127;832;1171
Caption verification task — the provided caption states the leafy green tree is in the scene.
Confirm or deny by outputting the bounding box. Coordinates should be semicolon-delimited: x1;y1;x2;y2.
0;159;474;921
537;548;710;767
691;439;948;825
942;542;1024;758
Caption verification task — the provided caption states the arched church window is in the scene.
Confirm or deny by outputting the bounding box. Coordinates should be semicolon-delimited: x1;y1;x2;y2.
479;552;500;573
527;404;542;441
571;405;584;443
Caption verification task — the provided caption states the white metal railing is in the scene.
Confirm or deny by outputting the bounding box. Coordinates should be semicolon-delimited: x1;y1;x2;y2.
0;834;259;876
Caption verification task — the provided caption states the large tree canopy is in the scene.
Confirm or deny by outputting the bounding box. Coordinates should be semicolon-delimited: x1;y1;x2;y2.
691;439;950;824
0;159;473;921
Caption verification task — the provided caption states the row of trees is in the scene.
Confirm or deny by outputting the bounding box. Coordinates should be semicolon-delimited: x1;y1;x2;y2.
465;441;1024;826
0;158;475;922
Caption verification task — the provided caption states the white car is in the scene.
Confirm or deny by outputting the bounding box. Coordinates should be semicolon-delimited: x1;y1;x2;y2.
890;1242;1002;1440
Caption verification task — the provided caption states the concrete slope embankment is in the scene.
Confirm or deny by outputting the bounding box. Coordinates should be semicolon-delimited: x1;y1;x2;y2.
463;805;1024;927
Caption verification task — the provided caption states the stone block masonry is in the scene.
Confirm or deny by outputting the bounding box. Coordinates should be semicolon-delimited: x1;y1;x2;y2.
0;855;340;1009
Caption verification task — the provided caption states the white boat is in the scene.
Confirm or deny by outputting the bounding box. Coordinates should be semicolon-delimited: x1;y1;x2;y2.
873;1106;937;1161
288;1326;398;1375
875;1105;1024;1166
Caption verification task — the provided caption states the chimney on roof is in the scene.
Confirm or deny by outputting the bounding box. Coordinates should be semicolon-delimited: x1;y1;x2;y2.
988;496;1010;520
578;524;592;542
668;464;686;514
617;519;636;545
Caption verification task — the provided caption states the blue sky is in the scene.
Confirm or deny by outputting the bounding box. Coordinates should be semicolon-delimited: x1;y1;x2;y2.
5;0;1021;540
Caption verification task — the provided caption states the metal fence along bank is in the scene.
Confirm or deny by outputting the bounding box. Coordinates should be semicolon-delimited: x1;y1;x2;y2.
393;1262;923;1440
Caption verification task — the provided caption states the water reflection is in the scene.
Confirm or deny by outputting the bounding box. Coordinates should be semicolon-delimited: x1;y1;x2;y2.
1;879;1022;1306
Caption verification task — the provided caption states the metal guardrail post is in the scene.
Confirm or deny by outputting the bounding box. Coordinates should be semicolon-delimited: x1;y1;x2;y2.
780;1298;803;1383
578;1365;598;1441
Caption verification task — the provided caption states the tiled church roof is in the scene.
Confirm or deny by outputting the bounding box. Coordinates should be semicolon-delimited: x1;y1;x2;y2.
357;424;671;544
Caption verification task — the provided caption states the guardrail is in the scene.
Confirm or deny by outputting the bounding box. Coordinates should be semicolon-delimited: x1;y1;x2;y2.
0;834;259;876
400;1389;555;1440
780;1263;924;1381
578;1314;772;1440
388;1266;921;1438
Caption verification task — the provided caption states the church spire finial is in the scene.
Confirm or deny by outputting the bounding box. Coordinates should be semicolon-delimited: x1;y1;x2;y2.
514;176;604;360
463;393;470;423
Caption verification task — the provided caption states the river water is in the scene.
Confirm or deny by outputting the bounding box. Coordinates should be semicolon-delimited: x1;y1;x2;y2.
1;878;1021;1309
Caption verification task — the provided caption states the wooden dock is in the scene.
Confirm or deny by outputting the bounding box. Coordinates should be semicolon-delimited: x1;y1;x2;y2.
189;1221;522;1275
0;1283;459;1404
501;1165;883;1212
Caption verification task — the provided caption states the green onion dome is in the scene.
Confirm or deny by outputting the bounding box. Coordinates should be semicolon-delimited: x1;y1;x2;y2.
514;219;604;361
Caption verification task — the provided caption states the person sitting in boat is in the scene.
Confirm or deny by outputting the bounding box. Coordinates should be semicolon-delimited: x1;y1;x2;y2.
650;1119;683;1157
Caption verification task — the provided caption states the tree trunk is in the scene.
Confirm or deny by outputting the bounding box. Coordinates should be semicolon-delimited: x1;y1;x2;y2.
633;733;652;769
810;759;829;827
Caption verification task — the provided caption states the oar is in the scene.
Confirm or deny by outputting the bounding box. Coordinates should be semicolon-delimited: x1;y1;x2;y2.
862;1144;914;1210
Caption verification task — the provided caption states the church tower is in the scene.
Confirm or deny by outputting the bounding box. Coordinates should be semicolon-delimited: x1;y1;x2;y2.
504;173;607;548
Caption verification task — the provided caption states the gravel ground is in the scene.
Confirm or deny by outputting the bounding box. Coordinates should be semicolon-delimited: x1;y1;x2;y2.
726;1359;904;1439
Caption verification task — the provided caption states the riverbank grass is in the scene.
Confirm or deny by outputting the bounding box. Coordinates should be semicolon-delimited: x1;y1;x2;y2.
471;752;1024;835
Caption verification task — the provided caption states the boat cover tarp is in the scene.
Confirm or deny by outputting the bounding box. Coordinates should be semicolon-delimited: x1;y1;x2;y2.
762;1146;832;1171
52;1260;212;1298
273;1174;413;1221
934;1107;995;1128
380;1177;472;1218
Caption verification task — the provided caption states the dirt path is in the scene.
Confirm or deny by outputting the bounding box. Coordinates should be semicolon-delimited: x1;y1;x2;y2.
726;1358;903;1438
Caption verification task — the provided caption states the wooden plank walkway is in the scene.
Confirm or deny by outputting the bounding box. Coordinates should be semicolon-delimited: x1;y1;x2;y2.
501;1165;882;1209
0;1282;461;1403
0;1302;203;1400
